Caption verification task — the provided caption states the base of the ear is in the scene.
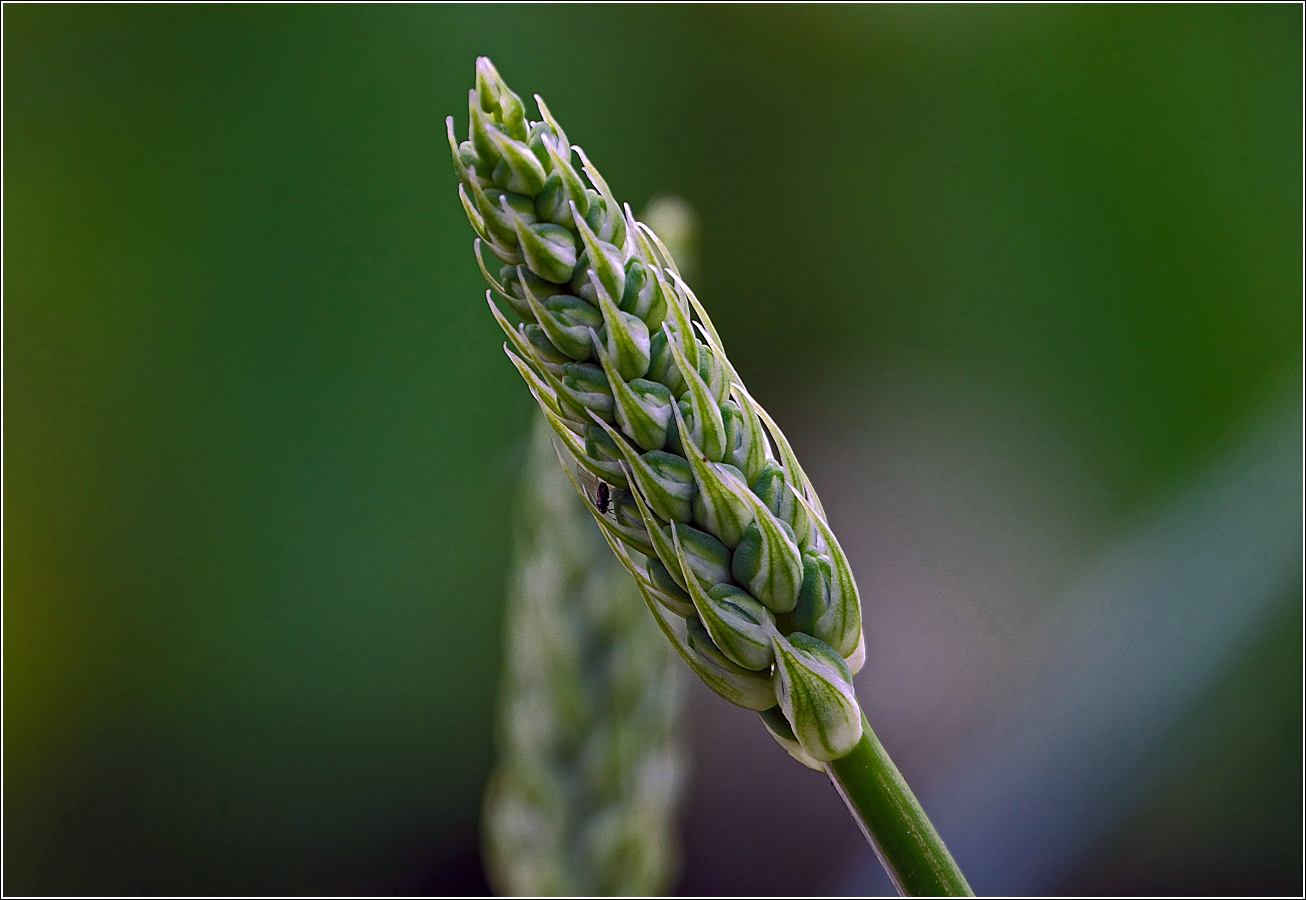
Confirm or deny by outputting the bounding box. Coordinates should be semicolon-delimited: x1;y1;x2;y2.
757;705;825;771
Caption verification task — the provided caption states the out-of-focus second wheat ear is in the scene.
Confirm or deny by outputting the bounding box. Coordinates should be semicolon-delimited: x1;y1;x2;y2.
482;414;687;896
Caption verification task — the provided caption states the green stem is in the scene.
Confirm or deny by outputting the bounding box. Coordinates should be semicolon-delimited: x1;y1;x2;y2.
825;713;974;897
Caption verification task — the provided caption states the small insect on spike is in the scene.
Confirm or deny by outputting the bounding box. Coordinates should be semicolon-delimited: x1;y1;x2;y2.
596;481;611;516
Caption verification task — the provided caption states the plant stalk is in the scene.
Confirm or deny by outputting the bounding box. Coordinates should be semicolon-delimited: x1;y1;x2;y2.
826;713;974;897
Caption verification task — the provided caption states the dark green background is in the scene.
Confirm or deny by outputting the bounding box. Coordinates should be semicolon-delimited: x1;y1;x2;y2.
5;5;1300;895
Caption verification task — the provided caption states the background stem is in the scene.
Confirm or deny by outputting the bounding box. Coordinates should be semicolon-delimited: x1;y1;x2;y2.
826;713;974;897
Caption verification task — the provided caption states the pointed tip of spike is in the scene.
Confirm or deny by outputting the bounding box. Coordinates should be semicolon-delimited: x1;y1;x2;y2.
533;93;553;121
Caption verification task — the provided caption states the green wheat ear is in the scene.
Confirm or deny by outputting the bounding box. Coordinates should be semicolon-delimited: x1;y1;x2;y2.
451;57;973;897
482;413;687;896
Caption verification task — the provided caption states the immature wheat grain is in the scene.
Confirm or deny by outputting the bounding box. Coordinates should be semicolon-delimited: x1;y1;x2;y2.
450;58;863;766
449;58;972;897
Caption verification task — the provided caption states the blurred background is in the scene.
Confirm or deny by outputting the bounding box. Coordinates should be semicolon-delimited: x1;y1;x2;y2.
5;4;1300;895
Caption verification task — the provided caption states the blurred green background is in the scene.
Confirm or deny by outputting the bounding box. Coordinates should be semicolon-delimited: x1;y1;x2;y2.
5;4;1300;895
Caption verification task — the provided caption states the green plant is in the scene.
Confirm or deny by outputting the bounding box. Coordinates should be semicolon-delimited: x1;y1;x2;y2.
449;57;973;897
482;413;686;896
